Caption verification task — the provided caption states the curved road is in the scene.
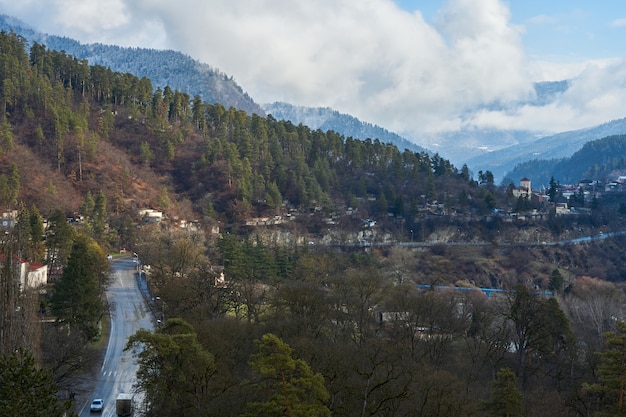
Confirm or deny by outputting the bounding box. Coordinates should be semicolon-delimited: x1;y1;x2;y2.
80;257;154;417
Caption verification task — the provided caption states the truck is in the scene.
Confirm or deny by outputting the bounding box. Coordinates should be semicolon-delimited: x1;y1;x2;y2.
115;393;133;417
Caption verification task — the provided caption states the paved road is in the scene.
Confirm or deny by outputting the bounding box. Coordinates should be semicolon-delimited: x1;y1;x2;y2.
79;258;153;417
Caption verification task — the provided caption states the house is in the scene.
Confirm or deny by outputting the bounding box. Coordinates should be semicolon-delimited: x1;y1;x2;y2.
26;262;48;289
555;203;569;215
0;209;17;229
138;208;163;223
512;178;532;198
0;254;48;291
211;265;226;287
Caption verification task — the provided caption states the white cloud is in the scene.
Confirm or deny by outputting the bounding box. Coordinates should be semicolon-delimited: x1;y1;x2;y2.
611;18;626;27
464;59;626;133
526;14;555;25
0;0;624;139
53;0;129;32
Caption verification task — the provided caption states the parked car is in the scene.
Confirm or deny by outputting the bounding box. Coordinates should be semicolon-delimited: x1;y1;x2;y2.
90;398;103;412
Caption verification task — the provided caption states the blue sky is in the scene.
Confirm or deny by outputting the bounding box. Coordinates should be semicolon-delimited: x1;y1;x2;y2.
397;0;626;61
1;0;626;139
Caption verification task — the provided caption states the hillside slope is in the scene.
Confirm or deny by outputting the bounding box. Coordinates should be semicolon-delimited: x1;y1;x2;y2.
466;117;626;182
263;102;428;154
504;134;626;185
0;14;264;116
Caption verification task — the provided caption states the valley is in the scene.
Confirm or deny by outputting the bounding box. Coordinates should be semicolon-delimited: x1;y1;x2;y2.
0;15;626;417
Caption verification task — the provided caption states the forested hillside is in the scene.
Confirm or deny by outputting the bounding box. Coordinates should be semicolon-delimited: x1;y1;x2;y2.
0;29;500;242
505;134;626;185
0;14;264;115
263;101;428;154
4;28;626;417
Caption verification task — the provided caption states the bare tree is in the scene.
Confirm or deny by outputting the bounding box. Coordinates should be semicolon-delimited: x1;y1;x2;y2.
562;276;625;340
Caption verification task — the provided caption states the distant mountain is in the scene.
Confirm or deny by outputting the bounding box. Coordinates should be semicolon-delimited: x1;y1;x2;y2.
532;80;571;106
0;14;264;115
504;134;626;186
414;128;542;167
411;81;572;167
465;117;626;183
263;102;429;154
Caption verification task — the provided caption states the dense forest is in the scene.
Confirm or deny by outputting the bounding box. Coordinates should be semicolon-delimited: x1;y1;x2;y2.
1;28;626;417
0;14;264;115
506;134;626;186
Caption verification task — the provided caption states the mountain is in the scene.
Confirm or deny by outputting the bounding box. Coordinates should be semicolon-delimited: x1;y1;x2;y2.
0;15;434;158
0;14;264;116
3;14;624;183
466;117;626;183
504;134;626;186
264;82;571;165
409;81;572;167
263;102;428;154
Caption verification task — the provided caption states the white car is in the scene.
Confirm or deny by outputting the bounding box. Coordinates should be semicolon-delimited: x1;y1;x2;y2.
90;398;104;412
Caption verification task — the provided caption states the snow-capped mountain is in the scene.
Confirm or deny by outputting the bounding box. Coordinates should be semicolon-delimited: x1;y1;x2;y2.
263;102;428;154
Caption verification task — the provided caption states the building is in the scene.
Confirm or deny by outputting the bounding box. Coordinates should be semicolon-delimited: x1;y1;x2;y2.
0;254;48;291
512;178;532;198
26;262;48;289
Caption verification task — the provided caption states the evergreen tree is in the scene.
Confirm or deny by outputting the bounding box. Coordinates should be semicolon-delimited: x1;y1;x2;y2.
482;367;523;417
244;333;330;417
8;162;19;205
140;141;154;167
80;191;94;219
0;348;71;417
50;235;107;340
548;176;559;202
28;204;45;262
92;190;107;239
45;209;75;272
585;321;626;417
16;204;45;262
506;285;573;387
549;268;564;293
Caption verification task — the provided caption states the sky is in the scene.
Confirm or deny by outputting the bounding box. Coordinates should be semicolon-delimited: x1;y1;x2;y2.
1;0;626;138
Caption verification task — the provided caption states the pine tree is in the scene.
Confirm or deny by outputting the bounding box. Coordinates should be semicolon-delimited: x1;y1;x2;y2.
244;333;330;417
585;321;626;417
482;367;523;417
0;348;70;417
50;235;107;340
549;268;564;293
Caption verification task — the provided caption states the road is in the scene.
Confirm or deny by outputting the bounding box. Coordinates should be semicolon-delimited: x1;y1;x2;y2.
79;257;154;417
332;230;626;248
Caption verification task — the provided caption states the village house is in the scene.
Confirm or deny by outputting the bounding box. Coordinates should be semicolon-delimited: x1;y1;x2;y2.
512;177;532;198
26;262;48;289
0;209;17;229
0;254;48;291
138;208;163;223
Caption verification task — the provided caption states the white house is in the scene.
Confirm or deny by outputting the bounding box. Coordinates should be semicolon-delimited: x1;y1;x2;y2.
0;255;48;291
512;178;532;198
26;262;48;289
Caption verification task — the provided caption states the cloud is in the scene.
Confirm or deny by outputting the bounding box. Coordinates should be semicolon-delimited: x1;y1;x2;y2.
526;14;556;25
0;0;623;139
611;18;626;27
464;59;626;133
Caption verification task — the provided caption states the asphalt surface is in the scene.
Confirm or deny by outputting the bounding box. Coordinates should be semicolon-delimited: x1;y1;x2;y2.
75;257;154;417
